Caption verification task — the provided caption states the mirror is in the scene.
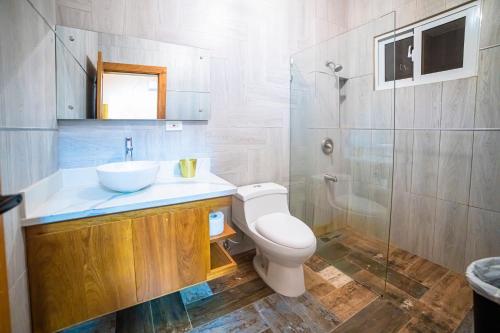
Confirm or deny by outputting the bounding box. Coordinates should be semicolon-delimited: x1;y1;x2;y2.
55;25;210;121
96;52;166;119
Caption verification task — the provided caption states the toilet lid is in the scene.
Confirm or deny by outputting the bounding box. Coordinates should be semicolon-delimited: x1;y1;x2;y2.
255;213;315;249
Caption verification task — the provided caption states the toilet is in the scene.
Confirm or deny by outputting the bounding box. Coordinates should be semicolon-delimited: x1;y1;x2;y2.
232;183;316;297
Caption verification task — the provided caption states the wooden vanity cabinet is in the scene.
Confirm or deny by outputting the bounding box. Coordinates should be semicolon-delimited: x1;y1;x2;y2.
25;196;234;333
132;206;210;302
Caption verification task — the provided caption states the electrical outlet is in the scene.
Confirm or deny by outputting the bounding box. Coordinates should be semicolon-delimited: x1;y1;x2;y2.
165;121;183;131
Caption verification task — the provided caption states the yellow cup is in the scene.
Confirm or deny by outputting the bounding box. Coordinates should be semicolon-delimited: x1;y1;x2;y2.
179;159;197;178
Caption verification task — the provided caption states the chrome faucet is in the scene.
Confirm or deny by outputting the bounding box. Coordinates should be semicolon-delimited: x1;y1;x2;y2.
125;137;133;161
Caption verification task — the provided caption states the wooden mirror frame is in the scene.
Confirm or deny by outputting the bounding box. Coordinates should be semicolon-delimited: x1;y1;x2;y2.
96;51;167;119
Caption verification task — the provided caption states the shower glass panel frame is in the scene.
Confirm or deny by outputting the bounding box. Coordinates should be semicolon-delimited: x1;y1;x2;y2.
289;12;397;295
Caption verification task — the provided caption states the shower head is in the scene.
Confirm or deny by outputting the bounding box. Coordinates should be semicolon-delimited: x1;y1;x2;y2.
325;61;343;73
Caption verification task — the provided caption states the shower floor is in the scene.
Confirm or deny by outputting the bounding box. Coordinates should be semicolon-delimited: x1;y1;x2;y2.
63;228;473;333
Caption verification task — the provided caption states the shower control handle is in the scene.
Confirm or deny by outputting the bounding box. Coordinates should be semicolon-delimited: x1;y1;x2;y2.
324;174;338;182
321;138;334;155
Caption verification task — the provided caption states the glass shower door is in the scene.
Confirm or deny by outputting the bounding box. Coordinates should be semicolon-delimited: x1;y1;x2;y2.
289;13;396;296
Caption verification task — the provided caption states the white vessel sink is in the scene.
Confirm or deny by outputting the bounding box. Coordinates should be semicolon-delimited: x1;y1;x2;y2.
96;161;160;192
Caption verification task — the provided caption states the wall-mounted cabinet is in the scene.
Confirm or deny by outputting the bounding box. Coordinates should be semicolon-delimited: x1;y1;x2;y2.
25;197;236;333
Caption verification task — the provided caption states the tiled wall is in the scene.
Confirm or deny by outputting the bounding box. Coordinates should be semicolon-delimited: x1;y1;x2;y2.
0;0;58;331
55;0;335;187
291;0;500;273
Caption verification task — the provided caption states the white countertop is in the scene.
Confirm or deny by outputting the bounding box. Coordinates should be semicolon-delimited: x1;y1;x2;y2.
21;159;237;226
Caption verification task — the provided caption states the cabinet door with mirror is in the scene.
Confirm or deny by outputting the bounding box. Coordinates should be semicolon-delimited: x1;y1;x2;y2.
56;26;210;121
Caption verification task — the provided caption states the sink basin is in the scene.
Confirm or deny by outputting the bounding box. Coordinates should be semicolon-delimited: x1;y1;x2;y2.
96;161;160;192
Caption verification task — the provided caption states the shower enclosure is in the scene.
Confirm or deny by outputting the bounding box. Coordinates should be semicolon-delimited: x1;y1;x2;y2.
289;2;497;312
289;12;397;293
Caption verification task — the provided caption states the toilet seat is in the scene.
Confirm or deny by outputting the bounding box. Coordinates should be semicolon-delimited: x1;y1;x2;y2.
255;213;315;249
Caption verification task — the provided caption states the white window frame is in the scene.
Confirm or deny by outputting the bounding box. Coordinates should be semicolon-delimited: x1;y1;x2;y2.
375;30;414;90
374;1;480;90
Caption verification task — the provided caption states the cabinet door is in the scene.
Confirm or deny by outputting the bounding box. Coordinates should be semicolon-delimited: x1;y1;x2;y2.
132;206;210;301
27;220;137;333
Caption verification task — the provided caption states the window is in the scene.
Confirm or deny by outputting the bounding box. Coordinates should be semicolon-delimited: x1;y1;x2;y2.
375;2;480;90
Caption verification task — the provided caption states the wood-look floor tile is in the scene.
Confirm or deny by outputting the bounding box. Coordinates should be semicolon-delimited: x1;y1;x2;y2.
403;257;449;289
116;302;153;333
232;249;256;264
319;266;353;288
304;266;337;298
186;278;273;328
150;292;191;333
397;317;452;333
320;282;378;321
334;299;410;333
317;242;351;263
338;232;389;263
305;254;330;272
353;270;412;304
62;313;116;333
280;292;341;332
331;257;363;276
189;304;268;333
253;294;314;332
388;248;420;272
420;272;472;324
347;252;428;299
208;262;259;295
453;310;474;333
351;270;457;332
180;283;213;305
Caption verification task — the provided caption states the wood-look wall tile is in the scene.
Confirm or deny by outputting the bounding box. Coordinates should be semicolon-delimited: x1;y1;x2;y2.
393;130;413;193
437;131;473;204
470;131;500;212
408;194;436;260
432;199;468;273
465;207;500;267
479;0;500;49
90;0;125;35
445;0;470;8
411;131;440;197
414;82;442;129
56;1;92;30
395;0;418;28
441;78;476;129
395;87;415;129
30;0;57;26
0;0;57;128
475;47;500;128
0;130;59;194
123;0;158;40
416;0;445;21
340;75;372;128
8;272;32;333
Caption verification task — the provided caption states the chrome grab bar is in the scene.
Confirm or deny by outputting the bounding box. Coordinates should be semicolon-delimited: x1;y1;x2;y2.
324;174;338;182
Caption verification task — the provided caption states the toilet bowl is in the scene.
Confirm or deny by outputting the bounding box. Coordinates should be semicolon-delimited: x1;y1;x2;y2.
232;183;316;297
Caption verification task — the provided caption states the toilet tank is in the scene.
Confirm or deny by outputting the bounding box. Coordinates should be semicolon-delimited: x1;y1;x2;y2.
232;183;290;225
